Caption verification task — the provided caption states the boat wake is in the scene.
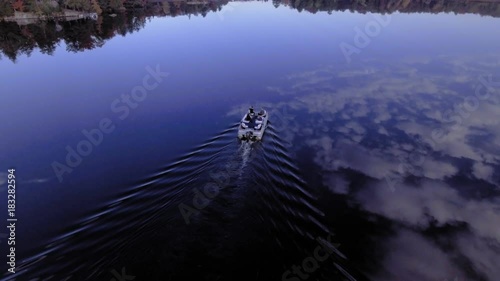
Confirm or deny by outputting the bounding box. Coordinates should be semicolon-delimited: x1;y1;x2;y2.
1;123;367;281
237;141;252;177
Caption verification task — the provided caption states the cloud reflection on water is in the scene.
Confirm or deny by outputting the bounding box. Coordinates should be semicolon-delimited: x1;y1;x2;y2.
244;54;500;280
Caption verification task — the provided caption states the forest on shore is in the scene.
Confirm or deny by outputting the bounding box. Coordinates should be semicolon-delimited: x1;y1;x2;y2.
1;0;500;19
1;0;500;62
0;0;156;18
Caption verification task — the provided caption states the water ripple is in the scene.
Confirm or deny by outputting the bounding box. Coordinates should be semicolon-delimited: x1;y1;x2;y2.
1;123;365;281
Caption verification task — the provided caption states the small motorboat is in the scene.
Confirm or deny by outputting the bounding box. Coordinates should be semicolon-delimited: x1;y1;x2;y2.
238;106;269;141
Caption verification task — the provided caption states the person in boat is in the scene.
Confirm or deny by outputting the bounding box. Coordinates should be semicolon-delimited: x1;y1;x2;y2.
245;106;255;121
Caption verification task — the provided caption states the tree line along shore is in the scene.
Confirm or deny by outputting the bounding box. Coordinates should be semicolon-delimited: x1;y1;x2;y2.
1;0;500;20
0;0;159;19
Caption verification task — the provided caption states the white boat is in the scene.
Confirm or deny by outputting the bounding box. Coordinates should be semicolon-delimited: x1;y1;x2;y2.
237;107;269;141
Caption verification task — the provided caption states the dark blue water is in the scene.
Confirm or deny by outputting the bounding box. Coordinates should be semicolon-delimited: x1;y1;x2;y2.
1;1;500;280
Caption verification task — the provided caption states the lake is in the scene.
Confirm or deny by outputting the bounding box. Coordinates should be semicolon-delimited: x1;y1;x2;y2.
0;0;499;280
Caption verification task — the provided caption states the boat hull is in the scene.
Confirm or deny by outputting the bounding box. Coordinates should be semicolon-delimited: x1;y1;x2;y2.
237;110;268;141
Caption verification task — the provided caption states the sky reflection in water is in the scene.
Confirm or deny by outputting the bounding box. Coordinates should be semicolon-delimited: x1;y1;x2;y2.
0;1;500;280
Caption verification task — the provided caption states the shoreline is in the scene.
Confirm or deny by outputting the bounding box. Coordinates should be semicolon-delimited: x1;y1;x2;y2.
1;10;98;25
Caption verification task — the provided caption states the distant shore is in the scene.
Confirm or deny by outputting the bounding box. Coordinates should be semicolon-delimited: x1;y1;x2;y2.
1;10;98;25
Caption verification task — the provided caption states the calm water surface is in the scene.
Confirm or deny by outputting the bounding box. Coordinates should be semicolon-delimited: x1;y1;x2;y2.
1;1;500;280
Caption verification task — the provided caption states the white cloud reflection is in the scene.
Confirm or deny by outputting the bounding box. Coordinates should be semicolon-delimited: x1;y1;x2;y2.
238;54;500;280
373;229;466;281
